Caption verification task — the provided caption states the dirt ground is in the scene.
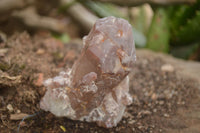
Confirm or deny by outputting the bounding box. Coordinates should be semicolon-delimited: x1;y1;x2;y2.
0;32;200;133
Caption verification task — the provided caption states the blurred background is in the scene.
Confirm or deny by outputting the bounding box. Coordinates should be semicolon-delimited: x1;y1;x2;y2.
0;0;199;61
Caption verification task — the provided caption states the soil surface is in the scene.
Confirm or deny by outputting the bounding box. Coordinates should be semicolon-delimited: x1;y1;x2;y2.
0;33;200;133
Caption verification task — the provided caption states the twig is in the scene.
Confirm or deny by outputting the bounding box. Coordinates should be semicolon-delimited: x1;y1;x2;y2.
0;0;33;12
0;71;21;86
12;7;68;33
61;0;99;31
10;113;29;120
17;111;41;133
1;115;15;130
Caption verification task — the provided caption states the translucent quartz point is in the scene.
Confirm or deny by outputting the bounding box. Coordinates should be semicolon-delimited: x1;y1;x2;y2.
40;16;136;128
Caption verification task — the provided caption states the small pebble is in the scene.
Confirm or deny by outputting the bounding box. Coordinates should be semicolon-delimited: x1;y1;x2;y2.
36;49;45;55
151;93;157;100
128;119;136;124
161;64;174;72
138;126;143;129
16;109;21;113
159;101;164;105
151;125;155;128
164;113;169;118
34;73;44;86
141;110;151;115
7;104;14;112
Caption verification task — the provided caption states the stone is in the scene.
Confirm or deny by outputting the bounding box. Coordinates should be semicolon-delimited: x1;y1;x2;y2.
161;64;174;72
40;16;136;128
7;104;14;112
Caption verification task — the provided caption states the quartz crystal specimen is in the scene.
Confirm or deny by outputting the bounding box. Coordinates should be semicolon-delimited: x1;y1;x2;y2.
40;16;136;128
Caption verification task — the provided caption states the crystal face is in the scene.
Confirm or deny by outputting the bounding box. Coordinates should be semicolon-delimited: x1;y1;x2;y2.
40;16;136;128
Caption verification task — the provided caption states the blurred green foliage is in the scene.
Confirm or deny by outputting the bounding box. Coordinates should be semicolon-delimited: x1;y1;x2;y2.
168;0;200;60
79;0;147;47
169;1;200;45
52;33;70;43
82;1;125;18
141;0;200;60
146;8;170;52
75;0;200;60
